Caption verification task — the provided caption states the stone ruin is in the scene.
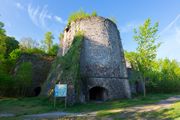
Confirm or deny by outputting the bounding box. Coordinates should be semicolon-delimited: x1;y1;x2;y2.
41;16;131;103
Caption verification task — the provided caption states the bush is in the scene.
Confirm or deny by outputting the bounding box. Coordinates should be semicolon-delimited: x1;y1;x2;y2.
0;64;14;96
48;44;59;56
146;59;180;93
9;48;22;60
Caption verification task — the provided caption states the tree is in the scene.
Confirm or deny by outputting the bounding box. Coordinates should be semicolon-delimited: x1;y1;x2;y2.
0;36;6;61
0;21;6;61
4;36;19;58
44;32;54;53
0;21;6;35
19;37;37;50
133;18;161;96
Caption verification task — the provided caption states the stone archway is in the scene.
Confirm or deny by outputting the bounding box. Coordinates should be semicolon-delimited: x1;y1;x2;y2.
34;86;41;96
89;86;108;101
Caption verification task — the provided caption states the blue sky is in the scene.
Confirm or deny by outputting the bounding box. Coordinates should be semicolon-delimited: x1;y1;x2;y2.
0;0;180;61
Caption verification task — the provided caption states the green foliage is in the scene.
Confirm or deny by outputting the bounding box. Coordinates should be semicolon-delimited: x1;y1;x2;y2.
48;44;59;56
43;31;84;97
0;63;14;95
0;20;19;61
131;18;161;96
91;10;97;16
9;49;22;60
4;36;19;58
146;58;180;93
0;21;6;35
44;32;54;53
68;10;97;25
14;62;33;96
0;35;6;61
58;31;83;85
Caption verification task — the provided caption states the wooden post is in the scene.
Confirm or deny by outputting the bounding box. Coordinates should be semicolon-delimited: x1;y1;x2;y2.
54;96;56;108
65;96;67;109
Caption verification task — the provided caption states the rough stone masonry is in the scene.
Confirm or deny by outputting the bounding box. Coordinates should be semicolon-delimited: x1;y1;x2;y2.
61;16;131;102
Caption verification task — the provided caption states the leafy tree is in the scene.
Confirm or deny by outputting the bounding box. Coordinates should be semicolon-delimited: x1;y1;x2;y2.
4;36;19;58
133;18;161;96
0;21;6;35
0;36;6;61
44;32;54;53
0;21;6;61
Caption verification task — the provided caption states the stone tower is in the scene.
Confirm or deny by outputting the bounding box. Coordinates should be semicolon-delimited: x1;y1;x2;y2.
61;16;131;101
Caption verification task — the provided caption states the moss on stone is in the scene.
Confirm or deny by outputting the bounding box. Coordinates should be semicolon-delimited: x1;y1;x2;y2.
41;31;84;97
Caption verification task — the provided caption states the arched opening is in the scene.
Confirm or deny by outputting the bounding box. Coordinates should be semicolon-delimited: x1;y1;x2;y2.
34;87;41;96
89;86;108;101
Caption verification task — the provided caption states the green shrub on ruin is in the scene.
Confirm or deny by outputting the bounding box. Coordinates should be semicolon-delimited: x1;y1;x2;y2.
68;10;97;25
43;31;84;96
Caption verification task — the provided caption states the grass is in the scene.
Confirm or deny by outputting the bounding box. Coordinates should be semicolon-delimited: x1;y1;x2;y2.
0;94;179;119
68;10;97;25
136;101;180;120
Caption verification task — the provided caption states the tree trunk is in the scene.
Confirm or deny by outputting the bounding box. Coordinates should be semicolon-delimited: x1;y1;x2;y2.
143;79;146;97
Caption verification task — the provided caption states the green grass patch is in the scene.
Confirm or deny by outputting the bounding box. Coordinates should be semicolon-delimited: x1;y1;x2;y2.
68;10;97;25
0;94;178;119
64;94;175;113
0;97;63;116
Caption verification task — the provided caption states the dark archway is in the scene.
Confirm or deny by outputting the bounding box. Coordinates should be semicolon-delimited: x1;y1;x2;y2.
89;86;108;101
34;87;41;96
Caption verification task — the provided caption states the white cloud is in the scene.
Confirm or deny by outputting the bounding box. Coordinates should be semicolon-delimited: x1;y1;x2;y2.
16;2;24;10
27;4;66;31
54;15;67;24
158;14;180;61
28;4;52;30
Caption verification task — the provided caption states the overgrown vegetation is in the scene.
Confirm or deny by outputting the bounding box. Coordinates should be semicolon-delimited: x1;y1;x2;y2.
68;10;97;25
125;18;180;94
0;62;33;96
0;20;58;97
42;31;84;97
14;62;33;96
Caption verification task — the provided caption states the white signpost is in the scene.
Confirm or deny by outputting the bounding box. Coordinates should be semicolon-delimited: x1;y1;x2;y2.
54;84;67;108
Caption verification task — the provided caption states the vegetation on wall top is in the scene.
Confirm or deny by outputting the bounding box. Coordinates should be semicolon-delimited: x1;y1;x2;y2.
68;10;97;25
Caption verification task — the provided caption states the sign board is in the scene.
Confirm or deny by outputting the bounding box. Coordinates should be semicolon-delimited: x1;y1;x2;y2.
54;84;67;97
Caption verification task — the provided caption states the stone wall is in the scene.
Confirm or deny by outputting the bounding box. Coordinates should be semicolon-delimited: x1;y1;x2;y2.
60;16;131;101
14;53;54;96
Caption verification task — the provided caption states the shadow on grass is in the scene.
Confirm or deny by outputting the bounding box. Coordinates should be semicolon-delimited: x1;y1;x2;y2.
64;94;175;113
97;102;180;120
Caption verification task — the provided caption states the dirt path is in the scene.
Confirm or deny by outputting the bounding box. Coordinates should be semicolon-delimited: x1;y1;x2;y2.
1;95;179;119
23;95;180;120
106;95;180;120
